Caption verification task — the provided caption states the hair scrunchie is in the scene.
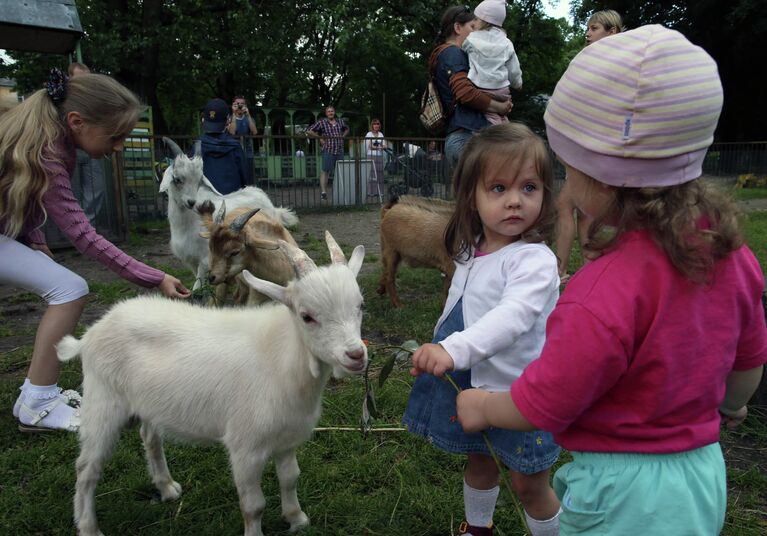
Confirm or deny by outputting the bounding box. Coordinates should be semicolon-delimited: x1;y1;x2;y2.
46;68;68;103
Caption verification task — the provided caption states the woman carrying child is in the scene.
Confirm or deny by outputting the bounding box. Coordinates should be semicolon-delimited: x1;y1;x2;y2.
430;5;513;169
405;122;562;536
457;25;767;535
462;0;523;125
0;69;190;433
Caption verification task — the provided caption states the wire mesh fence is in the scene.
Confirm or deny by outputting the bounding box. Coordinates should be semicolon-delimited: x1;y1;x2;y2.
117;135;767;223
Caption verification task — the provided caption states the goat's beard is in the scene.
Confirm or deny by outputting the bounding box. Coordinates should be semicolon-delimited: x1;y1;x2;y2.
331;365;348;379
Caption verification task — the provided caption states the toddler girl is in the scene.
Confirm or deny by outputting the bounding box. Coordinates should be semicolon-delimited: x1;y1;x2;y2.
1;69;190;433
462;0;523;125
405;122;562;536
457;25;767;535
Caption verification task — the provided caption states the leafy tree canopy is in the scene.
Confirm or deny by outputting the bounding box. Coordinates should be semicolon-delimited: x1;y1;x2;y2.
2;1;761;140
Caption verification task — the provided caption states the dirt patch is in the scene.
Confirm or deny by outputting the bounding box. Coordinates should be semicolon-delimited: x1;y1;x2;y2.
0;208;383;357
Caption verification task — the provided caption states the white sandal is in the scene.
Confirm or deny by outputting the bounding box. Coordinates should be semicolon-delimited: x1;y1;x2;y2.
17;389;82;433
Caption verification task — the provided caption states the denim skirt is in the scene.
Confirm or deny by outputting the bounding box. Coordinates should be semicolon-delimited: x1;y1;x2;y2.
402;298;560;474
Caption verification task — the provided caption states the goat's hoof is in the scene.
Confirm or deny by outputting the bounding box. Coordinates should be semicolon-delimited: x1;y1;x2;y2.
159;480;182;501
286;511;309;532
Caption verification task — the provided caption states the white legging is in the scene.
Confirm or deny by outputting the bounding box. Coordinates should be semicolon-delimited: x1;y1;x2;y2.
0;234;89;305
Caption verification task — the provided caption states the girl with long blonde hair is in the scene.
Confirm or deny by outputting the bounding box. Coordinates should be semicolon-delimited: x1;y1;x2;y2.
0;69;190;433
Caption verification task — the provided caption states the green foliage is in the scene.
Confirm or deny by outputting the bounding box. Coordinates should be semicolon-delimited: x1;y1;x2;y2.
742;211;767;271
87;281;137;305
1;1;574;136
571;0;767;141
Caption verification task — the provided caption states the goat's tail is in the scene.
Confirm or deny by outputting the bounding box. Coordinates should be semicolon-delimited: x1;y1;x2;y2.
381;195;400;218
56;335;83;363
274;207;299;228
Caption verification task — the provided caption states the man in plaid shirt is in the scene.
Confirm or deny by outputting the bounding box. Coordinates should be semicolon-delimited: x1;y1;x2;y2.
308;106;349;200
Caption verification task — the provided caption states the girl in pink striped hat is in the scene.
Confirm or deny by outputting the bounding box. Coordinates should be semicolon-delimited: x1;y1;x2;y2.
457;24;766;535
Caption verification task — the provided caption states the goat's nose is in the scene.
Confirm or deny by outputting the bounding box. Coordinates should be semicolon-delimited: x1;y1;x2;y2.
187;199;196;209
208;274;217;284
346;347;365;361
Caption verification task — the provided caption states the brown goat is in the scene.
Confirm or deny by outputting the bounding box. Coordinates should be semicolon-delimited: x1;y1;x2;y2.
377;195;456;308
197;200;298;305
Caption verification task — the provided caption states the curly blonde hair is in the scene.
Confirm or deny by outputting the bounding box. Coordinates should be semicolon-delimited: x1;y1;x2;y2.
445;122;556;261
0;74;139;239
587;180;743;282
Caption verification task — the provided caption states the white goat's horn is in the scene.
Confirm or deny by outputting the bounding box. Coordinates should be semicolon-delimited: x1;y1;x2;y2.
281;241;317;279
230;208;260;233
325;230;346;265
214;201;227;225
162;137;183;158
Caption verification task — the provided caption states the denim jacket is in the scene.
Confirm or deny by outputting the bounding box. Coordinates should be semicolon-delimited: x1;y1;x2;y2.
434;45;489;134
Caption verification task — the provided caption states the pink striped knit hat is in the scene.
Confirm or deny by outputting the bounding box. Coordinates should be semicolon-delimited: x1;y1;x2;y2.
544;25;723;187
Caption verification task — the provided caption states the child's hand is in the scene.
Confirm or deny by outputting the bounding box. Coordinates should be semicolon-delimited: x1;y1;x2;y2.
720;406;748;431
158;274;191;299
410;343;454;377
456;389;491;433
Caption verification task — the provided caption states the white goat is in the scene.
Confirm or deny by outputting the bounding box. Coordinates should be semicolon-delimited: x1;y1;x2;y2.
159;137;298;289
57;232;366;536
198;200;298;305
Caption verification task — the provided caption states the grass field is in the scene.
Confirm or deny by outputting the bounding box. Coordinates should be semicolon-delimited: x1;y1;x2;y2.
0;197;765;535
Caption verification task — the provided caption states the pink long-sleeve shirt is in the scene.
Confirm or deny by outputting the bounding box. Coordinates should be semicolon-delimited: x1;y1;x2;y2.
7;132;164;288
512;230;767;454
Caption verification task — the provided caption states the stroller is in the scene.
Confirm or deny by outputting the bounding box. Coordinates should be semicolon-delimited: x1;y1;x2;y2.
384;144;434;197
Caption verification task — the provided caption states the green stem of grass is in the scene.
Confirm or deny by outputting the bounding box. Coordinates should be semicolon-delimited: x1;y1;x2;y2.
443;373;529;534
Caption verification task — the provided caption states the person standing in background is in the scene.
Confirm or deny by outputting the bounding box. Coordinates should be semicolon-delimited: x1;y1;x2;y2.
555;9;625;283
307;106;349;200
199;98;247;195
364;118;387;198
226;95;258;185
429;5;513;169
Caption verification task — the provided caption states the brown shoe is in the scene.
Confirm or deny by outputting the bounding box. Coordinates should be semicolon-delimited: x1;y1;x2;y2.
458;520;493;536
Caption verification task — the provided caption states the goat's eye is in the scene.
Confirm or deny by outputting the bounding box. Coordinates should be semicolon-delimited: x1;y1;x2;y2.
172;175;182;185
228;249;241;258
300;313;315;324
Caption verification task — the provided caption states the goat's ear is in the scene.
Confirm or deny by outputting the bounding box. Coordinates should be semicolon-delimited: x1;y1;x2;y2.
201;174;224;196
241;270;287;304
245;237;280;252
308;356;322;379
347;245;365;277
199;231;211;239
158;166;174;193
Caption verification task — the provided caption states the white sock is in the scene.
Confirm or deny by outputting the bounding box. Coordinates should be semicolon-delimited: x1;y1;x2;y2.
18;382;79;430
464;480;499;529
525;507;562;536
12;378;32;417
